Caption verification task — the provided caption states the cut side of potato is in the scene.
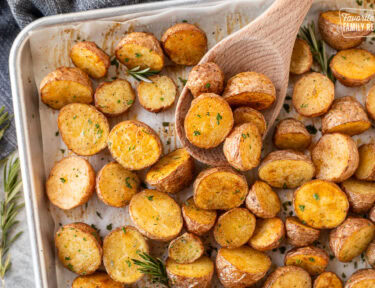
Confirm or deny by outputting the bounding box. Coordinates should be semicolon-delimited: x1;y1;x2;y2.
137;75;177;113
249;217;285;251
168;232;204;264
40;67;93;110
96;162;140;207
294;180;349;229
129;189;182;241
341;178;375;213
214;208;256;249
345;269;375;288
223;123;262;171
55;223;102;275
70;41;110;79
72;272;123;288
312;133;359;182
108;120;162;170
166;256;214;288
314;272;342;288
216;246;271;288
370;206;375;223
184;93;234;149
273;118;312;150
366;241;375;268
182;197;217;236
194;166;248;210
292;72;334;117
366;84;375;120
146;148;194;194
290;38;313;74
46;156;95;210
94;79;135;116
58;103;109;156
355;143;375;181
233;106;267;135
161;23;207;66
285;217;320;247
222;71;276;110
263;266;312;288
115;32;164;70
330;217;375;262
103;226;149;284
258;150;315;189
330;49;375;87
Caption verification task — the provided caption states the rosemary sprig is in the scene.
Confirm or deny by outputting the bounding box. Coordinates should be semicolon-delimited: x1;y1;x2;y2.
298;22;335;82
0;107;11;142
127;66;160;83
132;251;170;287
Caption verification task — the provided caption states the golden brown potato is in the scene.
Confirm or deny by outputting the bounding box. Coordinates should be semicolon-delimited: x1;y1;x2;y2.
58;103;109;156
290;38;313;74
366;240;375;268
194;166;248;210
370;206;375;223
94;79;135;116
366;84;375;120
329;217;375;262
145;148;194;194
103;226;149;284
161;23;207;66
233;107;267;135
330;49;375;87
285;217;320;247
344;269;375;288
292;72;334;117
223;123;262;171
70;41;110;79
214;208;256;249
322;96;371;136
72;272;123;288
187;62;224;98
166;256;214;288
258;150;315;189
245;181;281;219
40;67;93;110
115;32;164;70
184;93;234;149
249;217;285;251
284;246;329;276
108;120;162;170
312;133;359;182
222;71;276;110
263;266;312;288
273;118;312;150
55;223;102;275
355;143;375;181
294;180;349;229
96;162;140;207
216;246;271;288
46;156;95;210
314;272;342;288
168;233;204;264
137;75;177;113
341;178;375;213
129;189;182;241
182;197;217;236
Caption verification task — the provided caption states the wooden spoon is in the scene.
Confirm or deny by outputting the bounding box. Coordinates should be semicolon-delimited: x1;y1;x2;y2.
175;0;312;166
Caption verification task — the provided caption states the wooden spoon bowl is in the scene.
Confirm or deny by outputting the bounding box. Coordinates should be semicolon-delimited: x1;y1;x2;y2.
176;0;312;166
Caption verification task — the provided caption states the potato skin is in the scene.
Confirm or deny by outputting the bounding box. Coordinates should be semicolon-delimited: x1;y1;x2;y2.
370;206;375;223
72;272;123;288
273;118;312;150
366;240;375;268
313;272;343;288
290;38;313;75
249;217;285;251
341;178;375;213
285;217;320;247
344;269;375;288
168;232;204;264
366;84;375;121
262;266;312;288
233;107;267;135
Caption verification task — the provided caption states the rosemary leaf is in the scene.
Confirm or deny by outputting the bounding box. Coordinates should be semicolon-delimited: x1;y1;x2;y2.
0;107;11;142
127;66;160;83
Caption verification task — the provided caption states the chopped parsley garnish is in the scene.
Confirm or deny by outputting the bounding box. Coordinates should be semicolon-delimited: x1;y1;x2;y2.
193;130;201;136
122;227;126;234
125;177;132;189
96;211;102;219
313;193;320;200
300;103;308;108
178;77;187;86
282;183;288;189
55;131;59;136
60;177;66;183
216;113;222;125
205;83;211;89
111;58;119;68
127;99;134;105
135;53;142;58
283;103;290;113
106;224;112;231
162;122;170;127
146;195;154;201
299;205;305;211
306;125;317;134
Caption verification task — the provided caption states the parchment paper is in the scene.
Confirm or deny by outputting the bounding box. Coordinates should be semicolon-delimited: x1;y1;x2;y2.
28;0;375;287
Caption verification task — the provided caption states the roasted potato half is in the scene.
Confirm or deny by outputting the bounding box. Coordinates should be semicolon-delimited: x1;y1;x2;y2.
273;118;312;150
145;148;194;194
294;180;349;229
214;208;256;249
370;206;375;223
70;41;110;79
258;149;315;189
72;272;123;288
115;32;164;70
40;67;93;110
108;120;162;170
194;166;248;210
103;226;149;284
184;93;234;149
187;62;224;98
216;246;271;288
55;223;102;275
58;103;109;156
233;107;267;135
313;272;342;288
249;217;285;251
312;133;359;182
341;178;375;213
292;72;334;117
129;189;182;241
161;23;207;66
344;269;375;288
366;240;375;268
366;84;375;120
182;197;217;236
330;49;375;87
355;143;375;181
223;71;276;110
290;38;313;74
262;265;312;288
285;217;320;247
168;232;204;264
